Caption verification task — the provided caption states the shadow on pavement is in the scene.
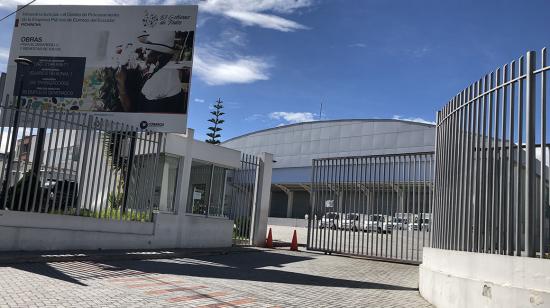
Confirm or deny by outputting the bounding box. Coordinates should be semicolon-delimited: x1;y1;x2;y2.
10;263;88;286
99;250;417;291
4;249;418;291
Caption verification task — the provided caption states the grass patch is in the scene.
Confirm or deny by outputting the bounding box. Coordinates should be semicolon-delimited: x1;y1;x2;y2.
48;206;151;222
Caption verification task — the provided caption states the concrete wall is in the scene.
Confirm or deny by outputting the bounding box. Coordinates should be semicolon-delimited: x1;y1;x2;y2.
0;210;232;251
419;247;550;308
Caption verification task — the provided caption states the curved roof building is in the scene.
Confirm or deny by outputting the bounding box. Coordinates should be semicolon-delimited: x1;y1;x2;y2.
223;119;435;219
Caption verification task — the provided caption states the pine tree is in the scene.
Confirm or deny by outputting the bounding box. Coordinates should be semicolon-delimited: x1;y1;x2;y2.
206;98;224;144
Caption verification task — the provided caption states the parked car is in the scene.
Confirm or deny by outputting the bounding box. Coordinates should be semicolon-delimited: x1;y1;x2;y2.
391;216;409;230
46;179;79;211
340;213;362;231
364;214;392;233
318;212;340;229
409;213;431;231
0;172;49;211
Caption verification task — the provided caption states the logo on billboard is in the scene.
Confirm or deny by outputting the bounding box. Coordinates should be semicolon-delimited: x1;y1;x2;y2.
94;119;102;129
142;10;159;28
139;121;164;130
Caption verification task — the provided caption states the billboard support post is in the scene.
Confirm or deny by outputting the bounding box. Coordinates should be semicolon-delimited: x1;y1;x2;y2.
122;132;136;212
2;58;33;206
30;128;46;200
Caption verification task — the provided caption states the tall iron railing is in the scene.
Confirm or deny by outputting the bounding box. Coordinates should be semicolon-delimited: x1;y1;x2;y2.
308;153;435;263
0;98;164;222
433;48;550;258
228;153;260;245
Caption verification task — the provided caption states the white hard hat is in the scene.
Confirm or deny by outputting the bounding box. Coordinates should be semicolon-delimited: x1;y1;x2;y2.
139;31;177;54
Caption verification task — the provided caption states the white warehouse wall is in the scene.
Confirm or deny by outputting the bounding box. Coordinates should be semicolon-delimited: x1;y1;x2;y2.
223;119;435;169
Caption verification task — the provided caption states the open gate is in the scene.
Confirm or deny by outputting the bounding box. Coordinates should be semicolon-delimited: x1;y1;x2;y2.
307;152;434;263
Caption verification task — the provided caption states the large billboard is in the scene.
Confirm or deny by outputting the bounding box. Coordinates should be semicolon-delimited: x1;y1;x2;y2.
3;5;197;132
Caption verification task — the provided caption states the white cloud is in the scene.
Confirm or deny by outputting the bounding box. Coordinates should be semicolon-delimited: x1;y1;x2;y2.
219;29;247;47
194;46;270;86
269;111;315;124
245;113;264;121
194;98;205;103
0;47;8;73
393;115;435;125
200;0;313;14
0;48;9;61
200;0;311;32
349;43;366;48
223;10;307;32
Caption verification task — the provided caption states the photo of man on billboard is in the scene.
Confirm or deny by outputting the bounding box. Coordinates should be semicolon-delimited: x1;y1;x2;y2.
115;30;192;114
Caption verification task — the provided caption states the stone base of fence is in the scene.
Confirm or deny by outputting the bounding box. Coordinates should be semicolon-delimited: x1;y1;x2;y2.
0;210;233;251
419;247;550;308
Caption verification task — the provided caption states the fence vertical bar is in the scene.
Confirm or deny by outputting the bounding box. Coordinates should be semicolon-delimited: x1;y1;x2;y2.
436;111;441;248
524;51;536;257
499;65;509;254
507;61;516;256
77;116;94;216
490;73;494;253
20;106;39;212
492;69;501;254
540;48;547;258
50;110;70;213
516;57;525;256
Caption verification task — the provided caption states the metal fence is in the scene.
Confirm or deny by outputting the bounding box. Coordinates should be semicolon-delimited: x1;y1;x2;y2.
0;98;163;222
228;153;260;245
308;153;434;263
433;48;550;258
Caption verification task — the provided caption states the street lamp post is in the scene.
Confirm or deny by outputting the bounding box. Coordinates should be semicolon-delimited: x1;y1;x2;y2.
1;57;33;208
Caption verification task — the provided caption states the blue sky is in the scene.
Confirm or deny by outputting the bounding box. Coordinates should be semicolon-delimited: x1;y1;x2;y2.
1;0;550;141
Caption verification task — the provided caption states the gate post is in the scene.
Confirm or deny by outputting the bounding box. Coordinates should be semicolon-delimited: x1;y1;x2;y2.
250;152;273;247
176;129;194;247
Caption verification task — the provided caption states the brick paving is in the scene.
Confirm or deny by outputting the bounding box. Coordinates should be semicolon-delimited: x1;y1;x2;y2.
0;248;430;307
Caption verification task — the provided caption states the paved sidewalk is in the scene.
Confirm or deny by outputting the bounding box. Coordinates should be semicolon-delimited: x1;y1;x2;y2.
0;248;430;307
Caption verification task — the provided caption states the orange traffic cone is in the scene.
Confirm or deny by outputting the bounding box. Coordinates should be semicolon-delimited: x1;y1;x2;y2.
290;230;298;251
266;228;273;248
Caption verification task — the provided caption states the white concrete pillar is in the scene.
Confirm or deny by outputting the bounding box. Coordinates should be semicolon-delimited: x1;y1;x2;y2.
175;129;194;247
286;190;294;218
251;152;273;247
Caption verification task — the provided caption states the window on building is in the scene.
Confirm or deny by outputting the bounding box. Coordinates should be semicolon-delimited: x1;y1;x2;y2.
157;154;181;213
209;166;228;217
186;160;230;217
71;145;80;161
20;143;31;155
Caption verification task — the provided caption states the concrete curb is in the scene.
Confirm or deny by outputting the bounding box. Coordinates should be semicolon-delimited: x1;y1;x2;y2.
0;246;259;265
